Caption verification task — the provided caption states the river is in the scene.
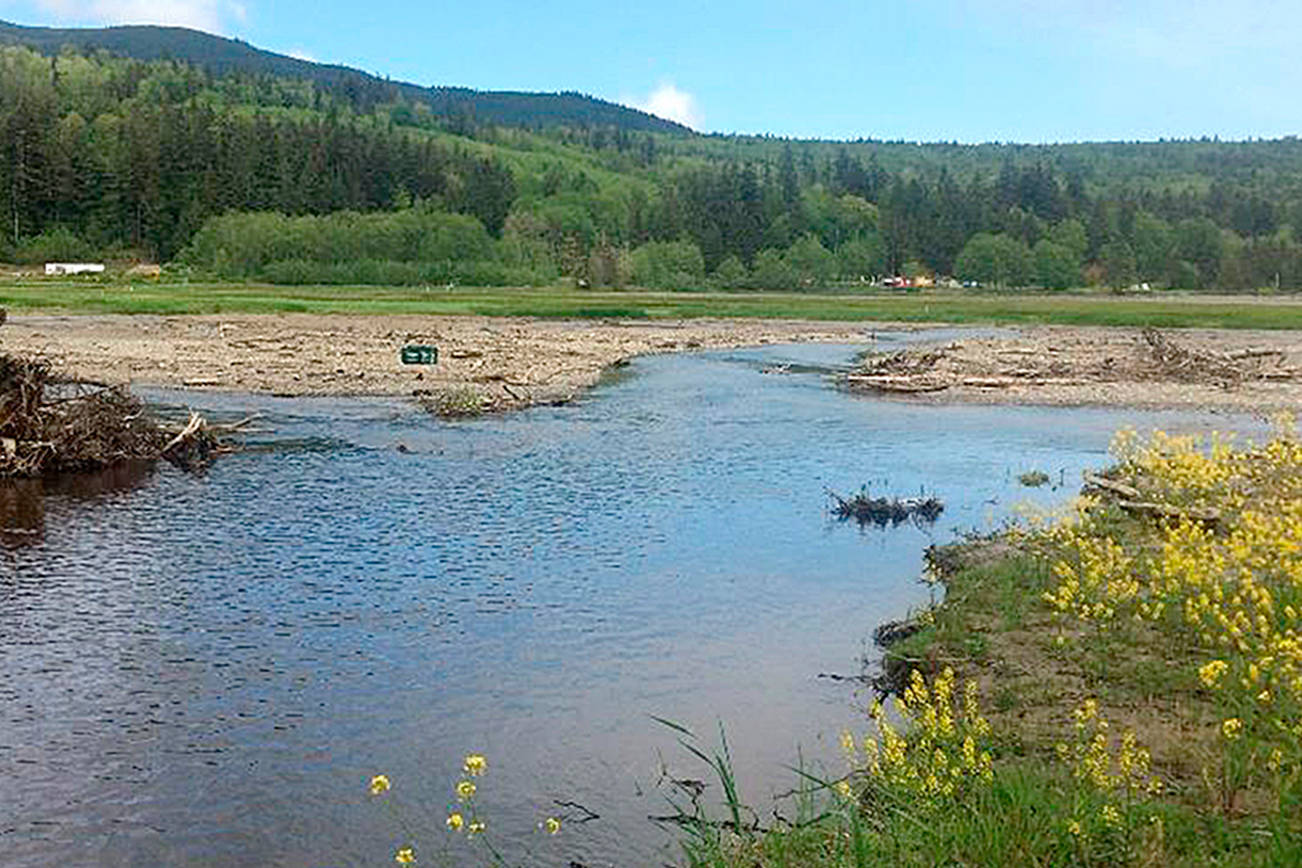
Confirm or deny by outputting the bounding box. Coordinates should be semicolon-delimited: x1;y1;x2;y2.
0;336;1252;867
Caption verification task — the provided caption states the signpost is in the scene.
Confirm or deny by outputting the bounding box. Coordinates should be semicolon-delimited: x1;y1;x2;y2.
400;345;438;365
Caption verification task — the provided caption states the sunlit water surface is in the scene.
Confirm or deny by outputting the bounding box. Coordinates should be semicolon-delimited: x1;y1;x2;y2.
0;337;1257;866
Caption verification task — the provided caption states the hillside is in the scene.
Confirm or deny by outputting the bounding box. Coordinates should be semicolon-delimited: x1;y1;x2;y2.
0;19;688;134
2;24;1302;293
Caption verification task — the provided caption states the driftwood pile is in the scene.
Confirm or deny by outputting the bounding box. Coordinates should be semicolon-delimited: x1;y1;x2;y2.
0;354;232;477
1137;327;1288;386
850;346;956;393
847;328;1297;395
830;488;944;528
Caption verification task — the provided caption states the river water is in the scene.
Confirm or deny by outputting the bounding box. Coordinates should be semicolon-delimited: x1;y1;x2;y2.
0;337;1253;867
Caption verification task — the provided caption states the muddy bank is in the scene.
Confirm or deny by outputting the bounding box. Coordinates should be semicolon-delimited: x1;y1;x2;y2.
847;325;1302;412
0;314;869;412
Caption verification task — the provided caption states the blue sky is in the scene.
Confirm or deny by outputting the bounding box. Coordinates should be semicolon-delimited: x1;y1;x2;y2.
2;0;1299;143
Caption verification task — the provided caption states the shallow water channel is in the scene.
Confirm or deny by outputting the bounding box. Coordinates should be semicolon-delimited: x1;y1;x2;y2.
1;337;1255;867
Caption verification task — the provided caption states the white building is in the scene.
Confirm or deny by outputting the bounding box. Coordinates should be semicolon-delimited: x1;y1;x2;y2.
45;263;105;276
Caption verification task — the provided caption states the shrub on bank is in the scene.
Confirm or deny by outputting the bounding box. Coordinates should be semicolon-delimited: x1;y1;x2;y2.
1031;423;1302;813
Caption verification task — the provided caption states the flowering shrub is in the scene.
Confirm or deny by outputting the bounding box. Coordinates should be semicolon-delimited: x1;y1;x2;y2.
845;667;993;804
1036;419;1302;808
1045;699;1172;864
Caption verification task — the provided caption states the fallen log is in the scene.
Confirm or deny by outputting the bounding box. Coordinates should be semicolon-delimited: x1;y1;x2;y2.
1082;470;1143;500
1226;348;1287;361
1081;470;1219;524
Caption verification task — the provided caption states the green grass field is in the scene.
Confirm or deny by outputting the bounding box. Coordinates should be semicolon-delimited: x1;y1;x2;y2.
2;281;1302;329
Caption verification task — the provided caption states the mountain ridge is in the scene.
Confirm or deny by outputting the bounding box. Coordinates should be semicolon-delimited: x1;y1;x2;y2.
0;18;690;134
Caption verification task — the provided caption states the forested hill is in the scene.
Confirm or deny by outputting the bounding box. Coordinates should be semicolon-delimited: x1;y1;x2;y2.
0;19;687;133
4;33;1302;293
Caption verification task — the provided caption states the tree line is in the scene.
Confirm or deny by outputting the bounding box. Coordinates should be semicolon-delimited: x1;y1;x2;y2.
4;42;1302;292
0;46;515;262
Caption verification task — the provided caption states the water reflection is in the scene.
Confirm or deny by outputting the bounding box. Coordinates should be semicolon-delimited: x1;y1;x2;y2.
0;460;154;546
0;478;43;544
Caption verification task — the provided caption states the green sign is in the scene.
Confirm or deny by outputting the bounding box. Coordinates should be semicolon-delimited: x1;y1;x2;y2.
400;345;438;365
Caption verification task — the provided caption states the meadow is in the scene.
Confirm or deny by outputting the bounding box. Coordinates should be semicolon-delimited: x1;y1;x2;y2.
2;280;1302;330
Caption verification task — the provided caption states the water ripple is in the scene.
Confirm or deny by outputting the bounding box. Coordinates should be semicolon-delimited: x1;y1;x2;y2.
0;342;1254;866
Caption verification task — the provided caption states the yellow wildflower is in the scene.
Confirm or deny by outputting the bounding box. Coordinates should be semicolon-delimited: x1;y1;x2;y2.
455;780;476;800
446;812;464;831
394;846;415;865
463;754;487;777
543;816;561;835
1221;718;1243;740
369;774;391;796
1074;698;1099;724
840;729;858;762
1067;819;1083;837
1198;660;1228;688
468;819;486;836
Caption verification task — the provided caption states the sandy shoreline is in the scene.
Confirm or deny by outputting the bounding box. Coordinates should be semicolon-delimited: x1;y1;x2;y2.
0;314;871;411
1;313;1299;414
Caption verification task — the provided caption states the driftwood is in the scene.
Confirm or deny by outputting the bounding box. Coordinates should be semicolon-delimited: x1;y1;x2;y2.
845;375;950;394
0;354;232;477
873;618;925;647
1082;471;1219;524
830;488;944;528
1117;500;1221;524
1227;348;1288;362
1139;326;1226;382
1081;470;1142;500
846;328;1296;397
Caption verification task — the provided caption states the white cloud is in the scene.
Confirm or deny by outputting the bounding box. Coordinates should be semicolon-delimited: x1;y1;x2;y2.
33;0;244;33
629;82;704;129
287;47;318;62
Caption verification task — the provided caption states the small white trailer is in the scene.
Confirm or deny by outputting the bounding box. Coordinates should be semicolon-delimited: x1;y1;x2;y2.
45;263;105;276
